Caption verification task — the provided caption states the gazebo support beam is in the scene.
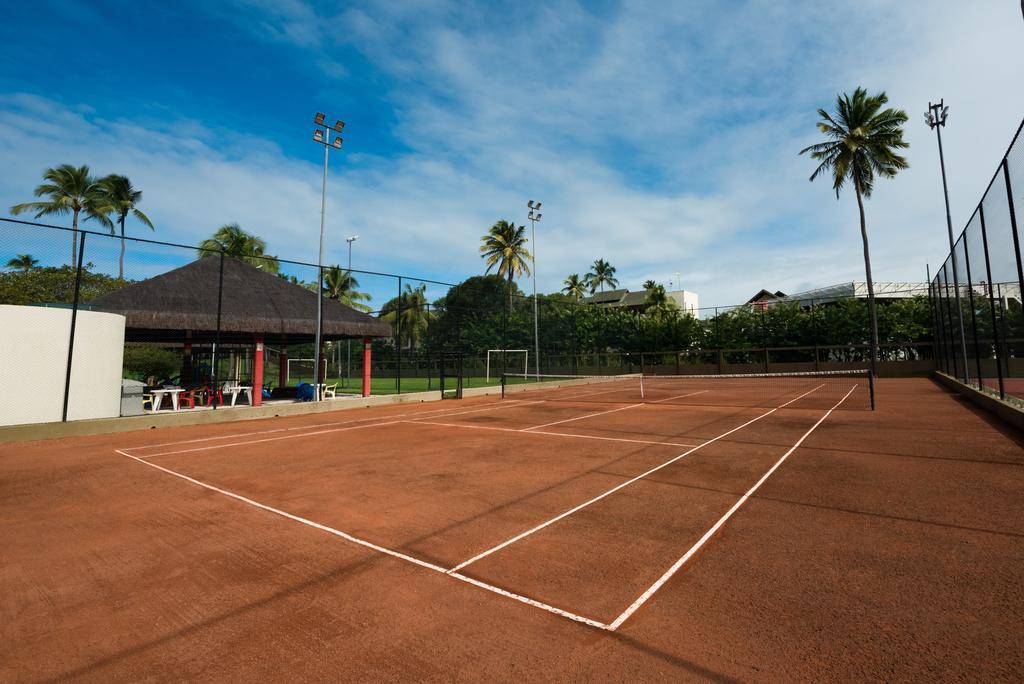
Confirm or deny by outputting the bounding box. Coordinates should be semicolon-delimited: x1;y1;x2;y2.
254;334;265;406
362;336;371;397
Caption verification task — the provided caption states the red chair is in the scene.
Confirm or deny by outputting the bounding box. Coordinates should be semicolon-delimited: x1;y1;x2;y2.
203;385;224;407
179;388;199;410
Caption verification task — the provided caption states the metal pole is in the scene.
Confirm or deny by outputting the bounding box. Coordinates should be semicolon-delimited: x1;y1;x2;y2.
314;141;328;401
346;238;353;387
929;102;970;380
979;203;1006;398
212;250;225;410
531;216;539;379
961;234;984;388
62;231;86;422
396;276;402;395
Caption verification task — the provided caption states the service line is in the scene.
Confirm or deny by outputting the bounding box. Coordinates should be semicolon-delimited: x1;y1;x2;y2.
407;419;697;448
606;384;858;630
446;385;825;574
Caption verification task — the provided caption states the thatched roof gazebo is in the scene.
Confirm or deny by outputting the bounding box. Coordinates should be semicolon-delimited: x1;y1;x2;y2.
91;255;390;344
91;256;391;401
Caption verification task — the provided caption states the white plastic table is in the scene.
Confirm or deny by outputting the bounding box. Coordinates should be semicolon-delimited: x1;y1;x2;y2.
151;388;184;411
224;385;253;406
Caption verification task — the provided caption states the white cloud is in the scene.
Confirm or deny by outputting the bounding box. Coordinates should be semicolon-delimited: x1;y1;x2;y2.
2;2;1023;309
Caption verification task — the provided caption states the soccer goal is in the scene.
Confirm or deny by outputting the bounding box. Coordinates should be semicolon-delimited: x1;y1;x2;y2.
486;349;528;381
286;358;328;384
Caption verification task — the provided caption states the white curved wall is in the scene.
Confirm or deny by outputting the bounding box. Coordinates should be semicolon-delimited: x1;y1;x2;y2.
0;305;126;426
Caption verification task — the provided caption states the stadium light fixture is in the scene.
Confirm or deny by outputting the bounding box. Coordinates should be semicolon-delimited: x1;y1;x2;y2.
310;110;348;400
926;98;969;379
527;199;543;380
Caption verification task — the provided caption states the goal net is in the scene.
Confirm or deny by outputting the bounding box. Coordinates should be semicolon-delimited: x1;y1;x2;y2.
486;349;528;381
286;358;328;384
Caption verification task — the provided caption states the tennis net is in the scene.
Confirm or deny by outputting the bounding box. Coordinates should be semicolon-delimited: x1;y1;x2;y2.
502;370;874;410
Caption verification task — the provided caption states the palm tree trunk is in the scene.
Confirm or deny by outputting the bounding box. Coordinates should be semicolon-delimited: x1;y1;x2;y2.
71;208;80;266
119;216;126;279
854;178;879;376
508;271;514;317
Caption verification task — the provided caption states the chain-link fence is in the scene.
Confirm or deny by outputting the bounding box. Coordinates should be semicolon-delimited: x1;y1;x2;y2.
929;118;1024;406
2;215;936;424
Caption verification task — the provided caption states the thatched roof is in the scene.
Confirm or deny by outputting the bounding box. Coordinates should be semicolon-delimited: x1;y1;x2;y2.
91;256;391;343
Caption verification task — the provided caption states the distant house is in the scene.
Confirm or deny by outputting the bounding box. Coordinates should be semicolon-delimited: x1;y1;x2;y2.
744;282;933;309
746;289;787;310
582;287;699;315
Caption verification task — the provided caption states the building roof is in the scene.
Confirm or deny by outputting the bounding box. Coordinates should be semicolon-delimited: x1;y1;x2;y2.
90;256;391;343
782;281;929;304
746;289;787;304
582;288;628;305
620;291;649;307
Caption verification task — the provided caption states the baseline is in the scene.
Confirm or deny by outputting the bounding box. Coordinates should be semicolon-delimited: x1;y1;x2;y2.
406;419;698;448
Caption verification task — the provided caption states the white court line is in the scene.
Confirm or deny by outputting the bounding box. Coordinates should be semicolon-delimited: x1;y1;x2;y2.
407;420;697;448
129;400;547;459
522;403;645;431
607;384;858;631
123;399;536;453
116;449;610;630
447;384;826;574
649;389;710;403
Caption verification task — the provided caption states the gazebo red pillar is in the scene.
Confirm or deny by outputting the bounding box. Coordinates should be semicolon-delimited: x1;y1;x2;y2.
362;336;371;397
253;334;265;406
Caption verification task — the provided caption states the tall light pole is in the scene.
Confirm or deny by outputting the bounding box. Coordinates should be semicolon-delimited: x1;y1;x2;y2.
312;112;344;400
527;200;542;379
926;100;969;380
345;234;358;387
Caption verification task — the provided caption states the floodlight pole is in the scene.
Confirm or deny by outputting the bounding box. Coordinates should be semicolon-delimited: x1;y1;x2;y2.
926;99;969;380
528;200;542;379
346;235;358;386
312;113;345;400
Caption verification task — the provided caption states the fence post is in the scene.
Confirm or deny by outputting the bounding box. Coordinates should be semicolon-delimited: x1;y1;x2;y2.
961;234;984;388
211;250;225;410
760;307;769;373
811;298;821;371
978;205;1006;398
1003;160;1024;299
396;276;402;395
940;264;960;380
61;231;87;422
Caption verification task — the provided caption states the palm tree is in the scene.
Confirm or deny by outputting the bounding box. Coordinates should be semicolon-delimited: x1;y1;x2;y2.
197;223;280;274
799;87;908;370
644;283;679;318
381;283;434;348
6;254;39;272
98;175;154;279
562;273;588;300
586;258;618;293
10;164;111;265
480;219;531;311
323;265;373;312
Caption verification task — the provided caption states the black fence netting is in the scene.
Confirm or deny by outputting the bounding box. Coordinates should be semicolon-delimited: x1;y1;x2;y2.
3;214;937;423
929;118;1024;406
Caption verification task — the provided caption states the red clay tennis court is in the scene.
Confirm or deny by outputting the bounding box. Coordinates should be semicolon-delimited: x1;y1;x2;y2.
3;375;1022;680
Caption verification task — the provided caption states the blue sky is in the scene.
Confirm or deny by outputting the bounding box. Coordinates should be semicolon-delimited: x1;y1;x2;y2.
2;0;1023;308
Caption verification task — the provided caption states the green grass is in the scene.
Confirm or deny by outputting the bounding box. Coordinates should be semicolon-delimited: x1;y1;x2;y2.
285;375;504;395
